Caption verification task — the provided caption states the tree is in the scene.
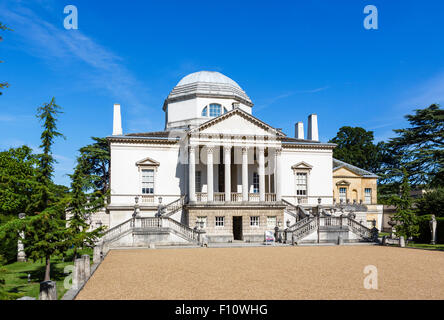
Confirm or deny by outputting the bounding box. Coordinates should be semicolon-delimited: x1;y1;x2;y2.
329;126;384;173
416;188;444;218
0;146;39;218
66;156;104;260
77;137;110;198
0;22;12;95
387;104;444;187
0;98;70;282
388;168;420;240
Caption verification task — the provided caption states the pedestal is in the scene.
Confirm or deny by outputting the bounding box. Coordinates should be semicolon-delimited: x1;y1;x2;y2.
39;281;57;300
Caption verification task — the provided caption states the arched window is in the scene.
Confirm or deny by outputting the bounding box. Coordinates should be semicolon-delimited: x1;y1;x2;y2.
209;104;222;117
201;106;208;116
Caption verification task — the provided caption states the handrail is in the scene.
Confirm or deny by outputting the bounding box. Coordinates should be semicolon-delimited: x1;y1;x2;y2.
292;218;318;242
164;196;185;217
287;216;311;231
101;218;133;243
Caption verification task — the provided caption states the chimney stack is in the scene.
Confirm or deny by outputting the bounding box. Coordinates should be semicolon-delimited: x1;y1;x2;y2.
295;121;304;139
307;114;319;141
113;103;122;136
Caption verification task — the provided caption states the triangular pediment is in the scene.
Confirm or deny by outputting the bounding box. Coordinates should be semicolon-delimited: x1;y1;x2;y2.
190;108;285;137
333;166;361;177
291;161;313;170
336;179;351;186
135;156;160;167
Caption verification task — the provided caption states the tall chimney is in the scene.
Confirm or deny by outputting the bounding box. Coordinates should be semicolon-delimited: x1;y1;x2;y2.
295;121;304;139
307;114;318;141
113;103;122;136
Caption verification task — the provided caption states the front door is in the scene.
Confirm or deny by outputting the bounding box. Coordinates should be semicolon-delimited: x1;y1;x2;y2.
233;216;243;240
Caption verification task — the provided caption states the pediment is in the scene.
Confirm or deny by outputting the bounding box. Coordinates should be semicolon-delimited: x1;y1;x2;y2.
291;161;313;170
336;179;351;186
190;108;285;137
135;156;160;167
333;166;361;177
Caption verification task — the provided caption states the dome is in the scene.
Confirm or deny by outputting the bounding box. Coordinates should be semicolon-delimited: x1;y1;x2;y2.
166;71;252;106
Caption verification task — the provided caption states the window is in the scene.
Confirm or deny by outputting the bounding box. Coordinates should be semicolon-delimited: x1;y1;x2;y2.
223;107;228;114
215;216;224;227
197;216;207;228
209;104;222;117
141;169;154;194
365;188;372;204
195;171;202;192
250;216;260;227
253;172;259;193
201;106;208;116
339;187;347;202
267;216;277;228
296;172;307;196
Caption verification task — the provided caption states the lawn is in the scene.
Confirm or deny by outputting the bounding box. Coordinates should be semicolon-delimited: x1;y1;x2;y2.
407;242;444;251
1;248;92;300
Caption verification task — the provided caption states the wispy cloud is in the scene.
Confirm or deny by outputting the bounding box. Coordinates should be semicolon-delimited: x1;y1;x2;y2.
256;86;329;110
1;1;151;112
397;71;444;110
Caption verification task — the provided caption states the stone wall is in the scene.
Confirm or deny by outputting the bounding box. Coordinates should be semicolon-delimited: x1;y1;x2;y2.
188;206;284;242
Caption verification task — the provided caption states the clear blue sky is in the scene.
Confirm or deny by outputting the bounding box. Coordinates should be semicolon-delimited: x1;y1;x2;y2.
1;0;443;186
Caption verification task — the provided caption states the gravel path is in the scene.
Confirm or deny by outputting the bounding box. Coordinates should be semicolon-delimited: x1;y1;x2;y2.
76;246;444;300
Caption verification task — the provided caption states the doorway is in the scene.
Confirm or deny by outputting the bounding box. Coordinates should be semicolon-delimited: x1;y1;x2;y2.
233;216;243;241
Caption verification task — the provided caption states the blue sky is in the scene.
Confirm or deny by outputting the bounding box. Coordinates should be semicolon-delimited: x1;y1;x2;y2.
1;0;444;186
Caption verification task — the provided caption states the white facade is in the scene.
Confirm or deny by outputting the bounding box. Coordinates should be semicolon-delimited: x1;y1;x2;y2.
107;71;343;241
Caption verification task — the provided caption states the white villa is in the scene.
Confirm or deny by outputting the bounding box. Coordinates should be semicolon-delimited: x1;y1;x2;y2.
101;71;382;248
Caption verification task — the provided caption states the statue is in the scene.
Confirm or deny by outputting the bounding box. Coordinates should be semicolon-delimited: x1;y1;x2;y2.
429;215;437;245
17;213;27;262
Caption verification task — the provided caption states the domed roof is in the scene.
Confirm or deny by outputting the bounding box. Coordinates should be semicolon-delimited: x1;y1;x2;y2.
166;71;252;106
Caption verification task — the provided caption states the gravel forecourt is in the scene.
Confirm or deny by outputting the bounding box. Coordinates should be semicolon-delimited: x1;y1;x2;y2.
76;246;444;300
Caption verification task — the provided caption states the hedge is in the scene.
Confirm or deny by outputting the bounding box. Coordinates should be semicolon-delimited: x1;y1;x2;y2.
413;214;444;244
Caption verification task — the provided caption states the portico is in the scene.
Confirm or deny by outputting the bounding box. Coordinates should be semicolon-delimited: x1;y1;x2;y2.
188;144;281;204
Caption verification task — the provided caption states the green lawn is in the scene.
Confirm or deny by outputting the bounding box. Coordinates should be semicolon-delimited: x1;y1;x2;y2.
378;232;390;237
407;242;444;251
1;248;92;300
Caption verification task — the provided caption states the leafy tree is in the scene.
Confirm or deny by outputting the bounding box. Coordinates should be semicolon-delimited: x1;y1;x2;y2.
0;22;12;95
66;156;105;260
388;168;420;240
387;104;444;187
0;146;39;218
329;126;384;173
0;98;70;282
416;188;444;218
77;137;110;199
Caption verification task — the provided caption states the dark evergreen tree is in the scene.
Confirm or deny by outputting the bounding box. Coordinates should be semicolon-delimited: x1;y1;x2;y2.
329;126;383;173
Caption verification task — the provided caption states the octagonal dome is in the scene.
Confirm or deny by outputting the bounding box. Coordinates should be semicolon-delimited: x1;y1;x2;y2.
166;71;252;106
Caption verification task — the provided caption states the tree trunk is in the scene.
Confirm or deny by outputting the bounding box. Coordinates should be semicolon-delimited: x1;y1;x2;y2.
44;256;51;281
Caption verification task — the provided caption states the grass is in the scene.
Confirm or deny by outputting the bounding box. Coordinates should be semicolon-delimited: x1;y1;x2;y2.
378;232;390;237
1;248;92;300
407;242;444;251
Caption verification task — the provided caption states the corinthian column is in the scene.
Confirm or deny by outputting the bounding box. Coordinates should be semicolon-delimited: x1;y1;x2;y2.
224;146;231;202
207;146;214;202
258;147;265;202
242;147;249;202
275;148;282;201
188;146;196;203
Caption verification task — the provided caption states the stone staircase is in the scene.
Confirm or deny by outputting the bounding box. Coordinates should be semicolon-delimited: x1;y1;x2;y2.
284;214;377;244
100;216;201;249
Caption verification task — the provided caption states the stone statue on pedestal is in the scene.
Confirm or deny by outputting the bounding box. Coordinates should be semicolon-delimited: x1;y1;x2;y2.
429;215;437;245
17;213;27;262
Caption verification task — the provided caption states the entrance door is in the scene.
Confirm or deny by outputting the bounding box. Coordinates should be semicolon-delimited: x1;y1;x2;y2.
233;216;243;240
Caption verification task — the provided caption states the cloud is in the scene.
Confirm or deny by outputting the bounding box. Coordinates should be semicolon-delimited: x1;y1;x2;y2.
0;1;151;112
397;71;444;110
256;86;329;110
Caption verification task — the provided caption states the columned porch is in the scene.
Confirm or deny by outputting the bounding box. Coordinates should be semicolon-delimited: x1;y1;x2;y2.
188;144;282;204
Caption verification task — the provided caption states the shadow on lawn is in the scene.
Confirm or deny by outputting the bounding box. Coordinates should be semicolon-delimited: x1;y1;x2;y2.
18;263;67;283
